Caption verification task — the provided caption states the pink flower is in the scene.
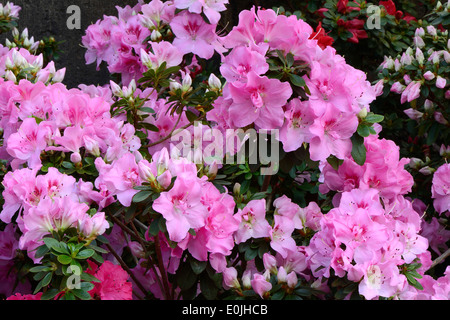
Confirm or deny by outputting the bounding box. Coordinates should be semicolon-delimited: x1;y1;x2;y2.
144;41;183;69
351;261;405;300
94;153;142;207
87;260;133;300
174;0;228;24
219;46;268;83
78;211;110;240
273;195;303;229
226;71;292;129
204;201;239;256
19;197;89;253
170;11;217;59
6;117;49;169
308;104;358;162
269;215;297;259
251;273;272;299
279;99;315;152
234;199;271;244
431;163;450;214
153;174;208;242
140;0;176;26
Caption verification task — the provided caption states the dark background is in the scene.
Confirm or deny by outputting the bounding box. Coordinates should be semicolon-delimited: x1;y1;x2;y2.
0;0;287;88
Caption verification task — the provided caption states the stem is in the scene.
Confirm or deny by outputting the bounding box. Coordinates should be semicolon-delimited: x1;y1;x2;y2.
105;243;149;299
154;234;172;300
430;248;450;269
129;220;167;297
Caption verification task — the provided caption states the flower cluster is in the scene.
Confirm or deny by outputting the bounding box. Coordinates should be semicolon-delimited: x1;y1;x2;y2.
0;46;65;84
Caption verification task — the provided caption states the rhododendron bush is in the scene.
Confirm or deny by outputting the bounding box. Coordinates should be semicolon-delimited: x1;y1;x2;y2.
0;0;449;301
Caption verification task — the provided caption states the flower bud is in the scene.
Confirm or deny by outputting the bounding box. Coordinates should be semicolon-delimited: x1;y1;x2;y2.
223;267;241;290
110;80;123;97
415;27;425;37
358;107;368;119
436;76;447;89
129;241;145;259
409;158;424;169
4;70;16;82
150;30;162;42
140;48;152;68
242;270;252;289
70;152;82;164
263;253;278;274
423;71;435;81
415;48;424;65
419;166;435;175
427;25;437;37
277;266;287;283
52;68;66;83
208;74;222;90
286;272;298;288
181;74;192;93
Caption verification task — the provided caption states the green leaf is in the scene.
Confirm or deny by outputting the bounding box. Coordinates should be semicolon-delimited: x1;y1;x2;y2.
327;155;344;171
357;124;371;138
140;122;160;132
289;73;306;87
34;272;53;294
81;272;101;283
365;113;384;124
34;244;50;259
132;190;153;203
189;259;207;275
43;237;61;251
71;289;92;300
75;249;95;260
40;288;60;300
200;275;218;300
351;134;366;166
57;255;73;265
29;265;52;273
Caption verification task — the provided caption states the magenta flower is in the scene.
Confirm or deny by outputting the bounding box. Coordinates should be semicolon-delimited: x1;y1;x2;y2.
87;260;133;300
226;71;292;129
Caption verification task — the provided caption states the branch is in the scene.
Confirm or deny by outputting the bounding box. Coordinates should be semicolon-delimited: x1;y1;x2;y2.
430;248;450;270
